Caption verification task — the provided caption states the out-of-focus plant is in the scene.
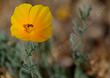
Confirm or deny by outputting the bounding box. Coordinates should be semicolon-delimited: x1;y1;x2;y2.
56;5;72;22
70;6;92;78
0;32;22;78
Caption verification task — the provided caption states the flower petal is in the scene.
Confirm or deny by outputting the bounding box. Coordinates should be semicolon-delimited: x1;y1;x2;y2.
11;3;32;25
33;6;52;27
30;23;52;42
11;24;30;41
29;4;43;24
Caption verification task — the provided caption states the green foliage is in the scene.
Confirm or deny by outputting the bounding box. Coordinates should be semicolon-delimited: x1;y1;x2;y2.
0;32;22;78
70;6;91;78
48;65;69;78
79;6;91;21
75;67;88;78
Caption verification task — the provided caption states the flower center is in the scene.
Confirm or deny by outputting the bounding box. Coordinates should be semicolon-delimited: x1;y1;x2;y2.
24;24;34;33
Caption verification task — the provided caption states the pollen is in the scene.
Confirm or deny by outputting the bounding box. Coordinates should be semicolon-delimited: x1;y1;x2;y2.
24;24;34;33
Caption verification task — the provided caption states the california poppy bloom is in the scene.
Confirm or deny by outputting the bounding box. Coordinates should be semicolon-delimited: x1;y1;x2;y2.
11;3;52;42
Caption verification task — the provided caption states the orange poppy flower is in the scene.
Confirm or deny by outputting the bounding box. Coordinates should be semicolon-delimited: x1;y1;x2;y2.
11;3;53;42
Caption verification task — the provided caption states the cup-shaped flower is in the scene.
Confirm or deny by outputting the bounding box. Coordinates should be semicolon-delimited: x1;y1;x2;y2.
11;3;53;42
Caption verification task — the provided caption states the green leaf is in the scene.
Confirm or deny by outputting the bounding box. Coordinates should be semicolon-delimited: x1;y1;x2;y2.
75;67;88;78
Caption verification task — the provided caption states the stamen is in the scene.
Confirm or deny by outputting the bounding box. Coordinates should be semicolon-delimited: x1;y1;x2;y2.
24;24;34;33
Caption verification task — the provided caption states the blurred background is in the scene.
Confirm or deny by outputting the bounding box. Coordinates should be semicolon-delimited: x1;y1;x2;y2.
0;0;110;78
